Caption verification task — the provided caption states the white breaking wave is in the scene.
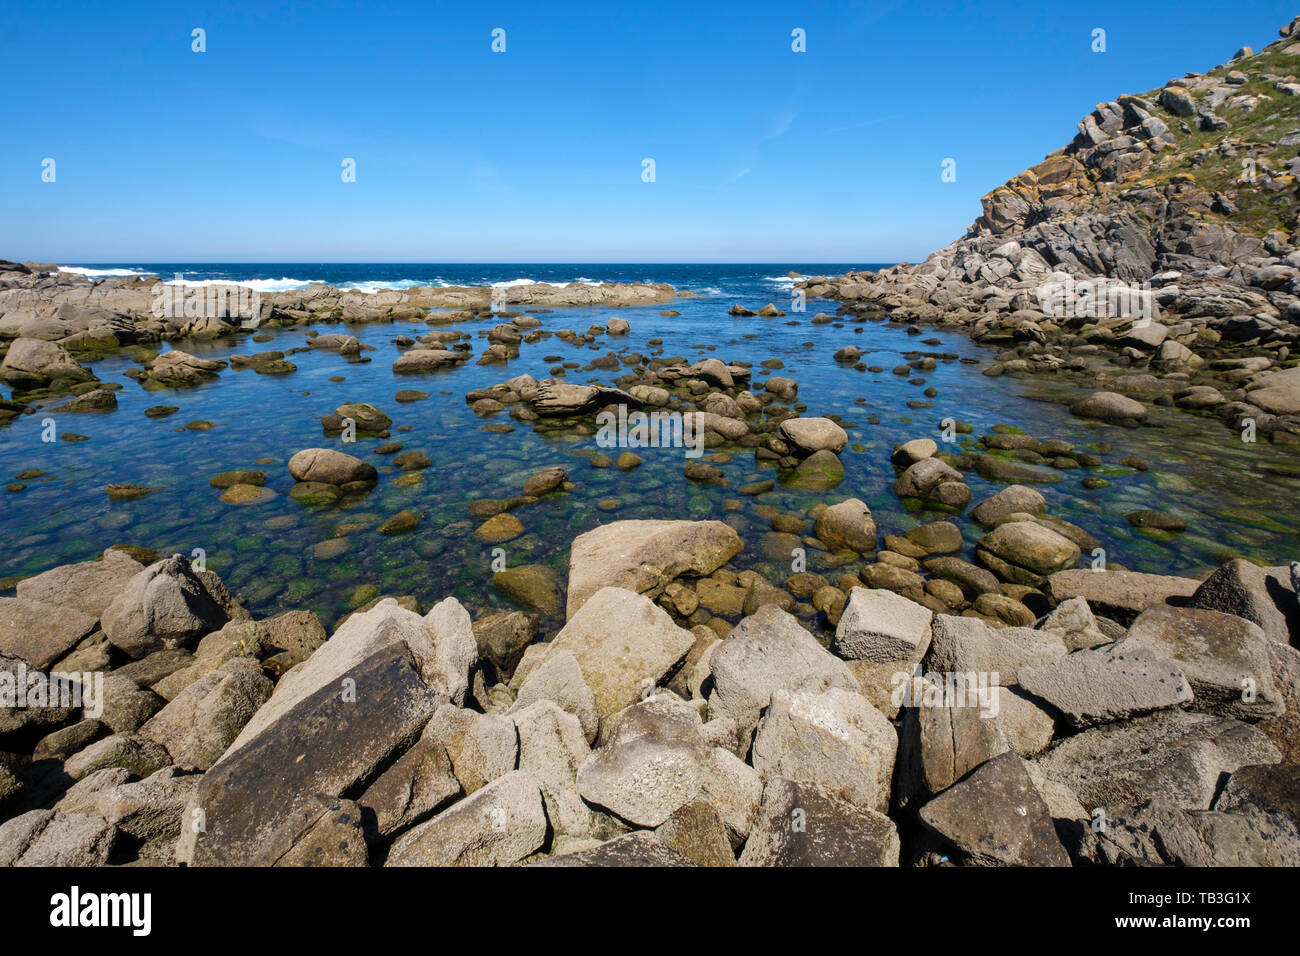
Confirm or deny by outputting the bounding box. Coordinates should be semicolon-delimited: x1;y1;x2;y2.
336;279;429;294
489;276;605;289
763;275;798;288
59;266;148;278
64;268;605;293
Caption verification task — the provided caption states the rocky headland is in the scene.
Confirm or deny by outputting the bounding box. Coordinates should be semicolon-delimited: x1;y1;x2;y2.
799;17;1300;443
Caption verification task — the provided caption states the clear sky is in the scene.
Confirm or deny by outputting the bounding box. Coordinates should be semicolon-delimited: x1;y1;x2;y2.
2;1;1294;263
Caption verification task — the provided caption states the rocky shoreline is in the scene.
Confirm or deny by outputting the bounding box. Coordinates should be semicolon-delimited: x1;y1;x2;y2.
2;21;1300;868
0;510;1296;866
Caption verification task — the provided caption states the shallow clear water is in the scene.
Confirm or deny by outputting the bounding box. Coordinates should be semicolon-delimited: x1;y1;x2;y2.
3;263;1299;629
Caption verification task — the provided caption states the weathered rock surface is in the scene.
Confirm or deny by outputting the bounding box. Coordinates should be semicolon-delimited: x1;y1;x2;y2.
386;770;547;866
750;687;897;813
1119;604;1282;720
707;605;860;740
1017;648;1193;728
565;520;743;617
100;556;230;659
549;587;695;725
738;777;900;867
919;752;1071;866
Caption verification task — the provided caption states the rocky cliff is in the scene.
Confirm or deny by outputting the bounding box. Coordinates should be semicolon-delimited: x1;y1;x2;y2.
800;16;1300;439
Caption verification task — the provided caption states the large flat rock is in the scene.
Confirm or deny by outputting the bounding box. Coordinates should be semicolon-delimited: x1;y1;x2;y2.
0;598;98;670
181;643;441;865
566;519;743;618
1046;569;1200;626
1017;648;1193;728
15;548;144;618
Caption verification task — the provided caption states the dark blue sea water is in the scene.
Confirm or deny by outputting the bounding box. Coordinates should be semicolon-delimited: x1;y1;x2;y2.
4;263;1298;630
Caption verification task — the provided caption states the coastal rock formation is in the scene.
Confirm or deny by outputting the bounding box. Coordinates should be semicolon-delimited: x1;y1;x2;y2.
796;18;1300;445
0;506;1294;869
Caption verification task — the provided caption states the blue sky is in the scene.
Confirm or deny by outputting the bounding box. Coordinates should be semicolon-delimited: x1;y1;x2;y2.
1;1;1294;263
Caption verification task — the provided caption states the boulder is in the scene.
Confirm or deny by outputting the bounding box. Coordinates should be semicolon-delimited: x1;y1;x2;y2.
0;598;98;670
430;705;518;794
548;587;695;725
1046;569;1200;626
529;380;638;416
890;438;936;467
391;348;466;373
969;485;1046;526
100;556;230;659
1037;596;1112;652
0;809;116;867
813;498;877;553
15;548;145;618
1082;798;1300;866
778;417;848;455
576;696;710;827
511;700;600;848
1118;604;1282;720
784;449;845;491
655;800;735;866
1216;763;1300;824
139;657;273;770
509;649;598;744
738;777;899;867
895;675;1010;811
386;771;548;866
894;457;970;509
182;642;442;865
1245;364;1300;415
355;719;461;839
0;337;95;388
63;733;172;781
522;466;567;497
1188;559;1299;646
286;448;378;485
976;521;1080;585
750;687;897;814
925;614;1066;684
832;588;932;665
918;752;1071;866
492;565;565;617
472;610;537;681
332;402;391;433
576;695;760;831
566;519;742;618
1068;390;1148;425
1031;710;1281;812
1017;648;1193;728
707;605;860;740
